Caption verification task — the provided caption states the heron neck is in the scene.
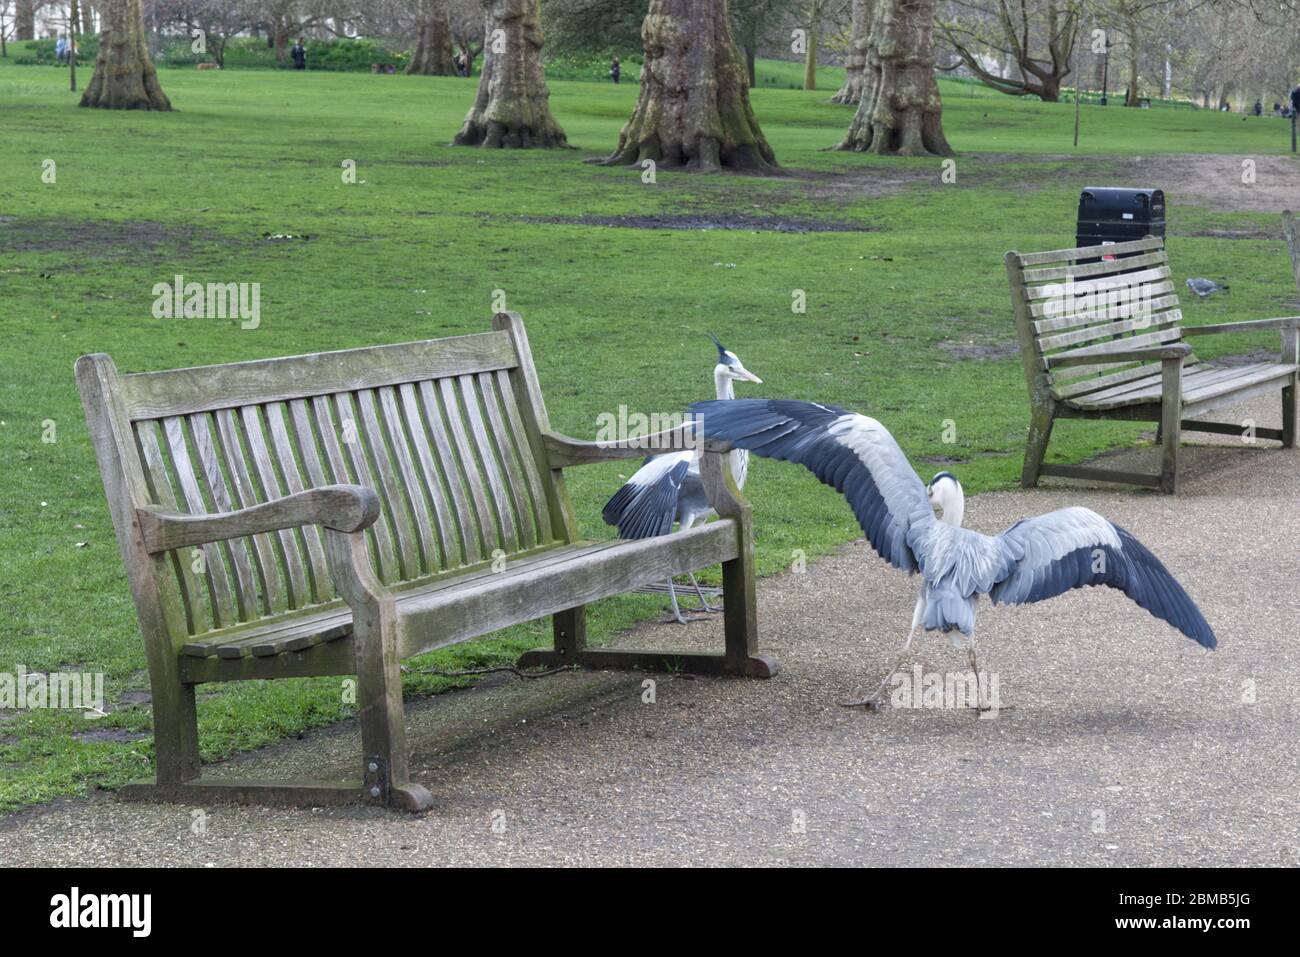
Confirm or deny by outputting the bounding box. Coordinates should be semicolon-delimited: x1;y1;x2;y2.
713;368;747;488
714;367;734;401
940;493;965;528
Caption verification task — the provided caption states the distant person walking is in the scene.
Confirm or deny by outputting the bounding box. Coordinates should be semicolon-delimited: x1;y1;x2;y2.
609;57;620;84
1254;99;1263;116
291;38;307;70
55;35;67;64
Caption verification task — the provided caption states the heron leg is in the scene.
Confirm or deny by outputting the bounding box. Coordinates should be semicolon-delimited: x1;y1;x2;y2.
687;572;719;613
843;591;925;711
840;628;916;710
666;579;703;625
967;638;995;713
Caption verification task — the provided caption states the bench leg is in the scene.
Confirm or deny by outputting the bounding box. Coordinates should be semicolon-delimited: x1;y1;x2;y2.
152;679;201;786
119;679;369;809
1022;400;1056;488
516;558;777;679
1283;378;1298;448
1160;364;1182;494
356;607;434;813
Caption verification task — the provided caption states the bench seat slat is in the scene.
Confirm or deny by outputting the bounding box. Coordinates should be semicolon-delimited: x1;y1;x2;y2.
1066;362;1296;410
180;539;636;660
1182;362;1298;404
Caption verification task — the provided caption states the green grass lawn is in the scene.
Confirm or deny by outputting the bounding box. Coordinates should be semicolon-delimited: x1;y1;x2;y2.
1;50;1297;812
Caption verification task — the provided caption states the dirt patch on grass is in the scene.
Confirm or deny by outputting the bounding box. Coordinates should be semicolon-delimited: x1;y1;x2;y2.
516;212;874;233
794;151;1297;217
0;216;213;255
1182;226;1280;240
939;339;1020;361
1110;154;1300;215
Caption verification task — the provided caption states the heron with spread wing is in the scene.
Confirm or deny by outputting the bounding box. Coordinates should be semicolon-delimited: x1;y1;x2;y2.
688;399;1216;709
602;338;762;623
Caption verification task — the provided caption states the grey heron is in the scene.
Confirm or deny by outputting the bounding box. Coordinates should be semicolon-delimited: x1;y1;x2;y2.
688;399;1216;709
602;338;762;624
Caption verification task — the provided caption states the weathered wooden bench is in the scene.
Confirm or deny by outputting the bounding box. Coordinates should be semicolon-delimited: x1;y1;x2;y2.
1006;236;1300;493
77;312;775;812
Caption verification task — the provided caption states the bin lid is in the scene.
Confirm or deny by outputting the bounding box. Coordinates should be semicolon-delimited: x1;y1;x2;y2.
1078;187;1165;218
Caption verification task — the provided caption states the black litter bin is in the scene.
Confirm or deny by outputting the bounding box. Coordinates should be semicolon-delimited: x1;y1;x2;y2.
1076;187;1165;248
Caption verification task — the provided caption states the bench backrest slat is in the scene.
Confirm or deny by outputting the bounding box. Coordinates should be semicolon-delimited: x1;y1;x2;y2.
1006;237;1192;403
81;321;569;641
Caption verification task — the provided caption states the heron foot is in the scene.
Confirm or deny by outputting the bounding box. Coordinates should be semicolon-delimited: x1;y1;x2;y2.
664;611;706;625
838;694;883;710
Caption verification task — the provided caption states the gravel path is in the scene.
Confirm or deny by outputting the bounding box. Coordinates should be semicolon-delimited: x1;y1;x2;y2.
3;399;1296;867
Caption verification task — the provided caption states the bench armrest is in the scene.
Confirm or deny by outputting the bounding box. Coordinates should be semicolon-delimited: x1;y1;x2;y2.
1182;316;1300;336
137;485;381;554
542;425;731;468
1049;343;1191;369
699;449;750;521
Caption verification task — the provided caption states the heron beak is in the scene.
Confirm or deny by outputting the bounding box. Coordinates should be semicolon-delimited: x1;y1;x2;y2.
739;370;762;383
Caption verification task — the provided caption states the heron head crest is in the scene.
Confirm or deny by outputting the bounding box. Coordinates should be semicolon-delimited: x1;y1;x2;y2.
707;333;734;365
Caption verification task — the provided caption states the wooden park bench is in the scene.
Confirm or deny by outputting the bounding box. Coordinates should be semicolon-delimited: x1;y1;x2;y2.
1005;235;1300;494
77;312;775;812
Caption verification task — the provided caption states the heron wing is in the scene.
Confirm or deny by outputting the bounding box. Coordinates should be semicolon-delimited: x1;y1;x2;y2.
688;399;932;572
989;506;1216;648
601;451;693;540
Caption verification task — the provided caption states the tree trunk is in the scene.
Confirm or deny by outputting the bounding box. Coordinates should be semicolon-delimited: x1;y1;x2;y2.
69;0;81;91
407;1;456;75
837;0;951;156
831;0;869;104
803;20;818;91
453;0;566;147
1124;17;1139;107
745;44;756;88
15;0;34;40
80;0;171;110
602;0;777;173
